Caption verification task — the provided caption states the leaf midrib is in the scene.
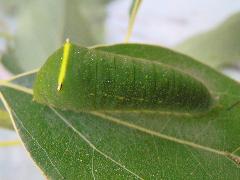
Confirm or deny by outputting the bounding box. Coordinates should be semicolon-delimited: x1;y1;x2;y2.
0;81;239;168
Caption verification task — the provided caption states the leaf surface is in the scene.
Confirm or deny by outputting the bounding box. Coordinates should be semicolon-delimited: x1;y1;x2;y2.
0;44;240;179
176;12;240;68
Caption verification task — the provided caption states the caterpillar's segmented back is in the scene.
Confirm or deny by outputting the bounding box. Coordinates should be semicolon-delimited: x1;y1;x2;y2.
33;42;213;112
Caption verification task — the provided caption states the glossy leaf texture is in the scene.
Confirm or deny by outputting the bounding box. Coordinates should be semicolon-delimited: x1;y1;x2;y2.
176;12;240;68
1;0;111;73
0;44;240;179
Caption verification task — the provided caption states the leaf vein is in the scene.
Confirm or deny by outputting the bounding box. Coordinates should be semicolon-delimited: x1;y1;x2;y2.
50;107;143;179
11;110;64;179
90;111;240;164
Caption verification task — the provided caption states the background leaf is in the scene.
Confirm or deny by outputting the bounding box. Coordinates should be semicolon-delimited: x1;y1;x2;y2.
1;0;111;73
0;109;13;129
0;70;36;129
0;43;240;178
175;12;240;68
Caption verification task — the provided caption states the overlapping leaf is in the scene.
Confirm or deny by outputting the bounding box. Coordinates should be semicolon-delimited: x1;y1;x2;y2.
0;44;240;179
176;12;240;68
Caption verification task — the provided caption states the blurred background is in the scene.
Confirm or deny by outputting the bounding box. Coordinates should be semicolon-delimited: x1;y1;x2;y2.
1;0;240;179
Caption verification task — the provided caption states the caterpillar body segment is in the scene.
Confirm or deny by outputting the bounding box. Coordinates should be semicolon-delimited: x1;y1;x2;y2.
33;43;213;112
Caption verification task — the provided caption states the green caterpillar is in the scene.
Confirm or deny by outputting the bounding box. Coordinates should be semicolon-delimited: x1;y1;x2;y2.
33;40;213;112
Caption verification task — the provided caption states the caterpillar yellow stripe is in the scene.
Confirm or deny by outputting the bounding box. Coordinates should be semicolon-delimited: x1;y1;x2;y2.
57;38;71;91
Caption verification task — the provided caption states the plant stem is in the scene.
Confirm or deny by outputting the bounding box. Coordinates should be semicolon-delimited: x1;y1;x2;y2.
124;0;142;43
0;140;21;147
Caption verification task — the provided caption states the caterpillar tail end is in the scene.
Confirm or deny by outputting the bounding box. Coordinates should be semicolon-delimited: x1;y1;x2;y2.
57;83;62;91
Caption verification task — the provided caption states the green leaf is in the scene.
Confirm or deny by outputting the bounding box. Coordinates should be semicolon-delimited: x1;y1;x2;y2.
1;0;110;73
0;109;13;129
0;86;11;129
0;70;37;129
0;44;240;179
175;12;240;68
